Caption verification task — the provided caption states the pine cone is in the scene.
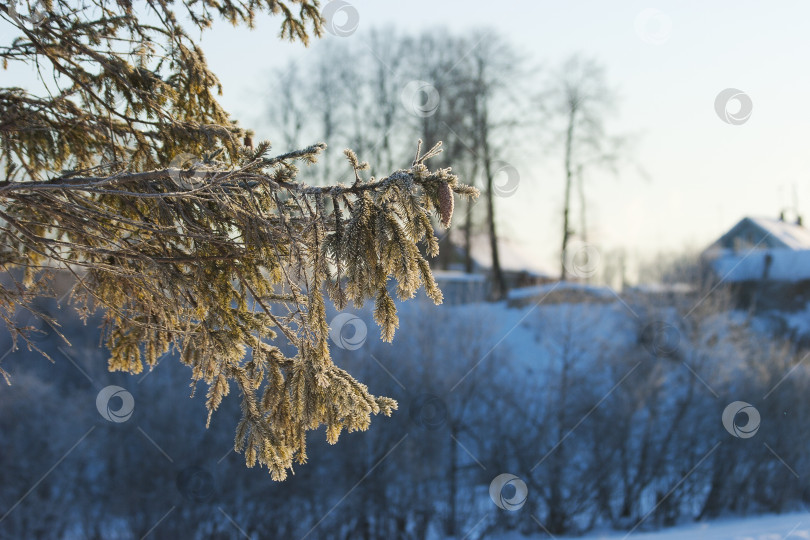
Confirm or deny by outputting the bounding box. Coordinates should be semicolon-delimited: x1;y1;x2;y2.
438;181;454;228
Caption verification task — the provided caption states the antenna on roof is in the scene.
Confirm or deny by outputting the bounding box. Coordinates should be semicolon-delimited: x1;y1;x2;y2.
794;184;803;226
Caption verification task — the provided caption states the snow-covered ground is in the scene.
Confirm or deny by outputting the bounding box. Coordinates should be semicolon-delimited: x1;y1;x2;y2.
492;512;810;540
581;513;810;540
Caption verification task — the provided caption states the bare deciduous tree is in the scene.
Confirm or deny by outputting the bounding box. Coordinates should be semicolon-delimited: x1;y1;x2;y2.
539;54;624;280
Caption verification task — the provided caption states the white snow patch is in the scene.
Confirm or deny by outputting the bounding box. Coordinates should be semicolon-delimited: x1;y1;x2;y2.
472;512;810;540
748;217;810;250
507;281;617;301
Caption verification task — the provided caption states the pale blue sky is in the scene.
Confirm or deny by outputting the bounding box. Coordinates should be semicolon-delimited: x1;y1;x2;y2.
198;1;810;275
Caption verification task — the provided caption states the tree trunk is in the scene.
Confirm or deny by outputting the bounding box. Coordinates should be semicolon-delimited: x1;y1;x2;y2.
577;164;587;244
484;154;506;298
560;106;576;281
464;161;479;274
474;61;506;298
447;422;459;537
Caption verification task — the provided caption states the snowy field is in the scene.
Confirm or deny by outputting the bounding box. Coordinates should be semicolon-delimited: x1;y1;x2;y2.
493;513;810;540
581;513;810;540
6;282;810;538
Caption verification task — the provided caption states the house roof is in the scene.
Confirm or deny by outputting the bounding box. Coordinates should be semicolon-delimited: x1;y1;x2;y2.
702;216;810;282
432;270;487;283
747;217;810;249
468;236;555;277
707;216;810;253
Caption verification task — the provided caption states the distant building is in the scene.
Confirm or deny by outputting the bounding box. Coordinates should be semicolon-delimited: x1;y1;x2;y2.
506;281;616;307
701;215;810;309
431;270;489;305
429;236;556;303
706;215;810;252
